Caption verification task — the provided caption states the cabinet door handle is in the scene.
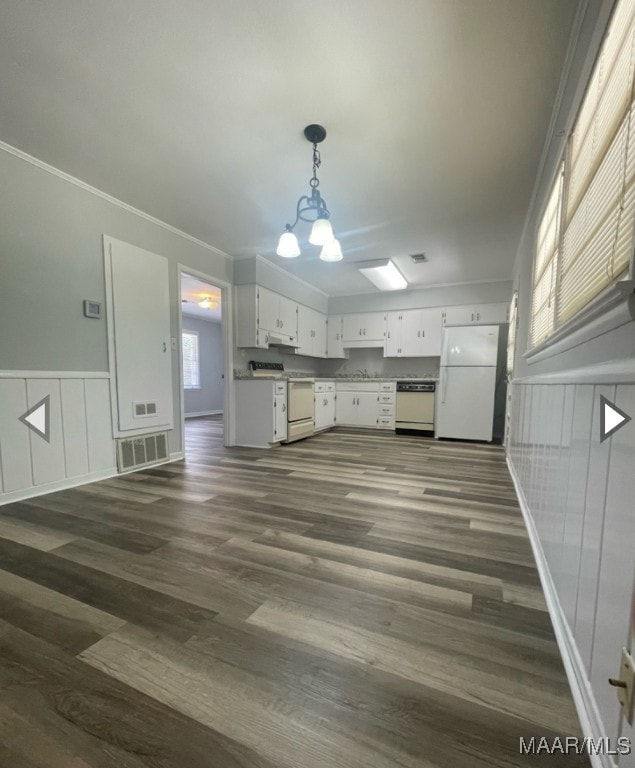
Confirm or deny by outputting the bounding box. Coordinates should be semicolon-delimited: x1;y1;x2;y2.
359;328;362;335
422;330;425;337
471;313;474;322
417;331;420;337
282;403;286;412
162;342;167;352
387;331;390;338
476;313;480;321
363;328;366;335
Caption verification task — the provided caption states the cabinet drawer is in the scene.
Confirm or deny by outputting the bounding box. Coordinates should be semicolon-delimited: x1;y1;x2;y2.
314;382;326;393
379;393;394;404
377;417;395;428
379;405;394;416
336;382;379;392
379;382;395;392
275;382;287;395
325;382;335;392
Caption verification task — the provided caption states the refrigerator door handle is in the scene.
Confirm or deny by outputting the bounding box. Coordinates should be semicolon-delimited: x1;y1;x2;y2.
441;368;449;403
441;330;450;366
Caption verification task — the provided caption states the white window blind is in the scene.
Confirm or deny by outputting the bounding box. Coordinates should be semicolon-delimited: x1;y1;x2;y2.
530;166;563;346
560;0;635;324
529;0;635;347
507;291;518;377
182;331;200;389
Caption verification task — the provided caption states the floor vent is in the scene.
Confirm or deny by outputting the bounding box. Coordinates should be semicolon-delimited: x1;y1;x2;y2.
117;432;168;472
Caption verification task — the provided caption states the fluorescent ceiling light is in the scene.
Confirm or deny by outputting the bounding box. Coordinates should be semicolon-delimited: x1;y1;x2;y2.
358;260;408;291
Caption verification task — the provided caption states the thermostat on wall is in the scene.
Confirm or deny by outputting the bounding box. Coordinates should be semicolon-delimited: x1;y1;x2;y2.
83;300;102;319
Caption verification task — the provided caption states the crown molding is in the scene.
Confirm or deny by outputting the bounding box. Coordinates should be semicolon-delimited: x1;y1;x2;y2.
254;254;330;297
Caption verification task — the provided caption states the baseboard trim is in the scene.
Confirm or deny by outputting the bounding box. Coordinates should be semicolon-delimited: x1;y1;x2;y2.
0;467;117;506
184;410;223;418
506;455;615;768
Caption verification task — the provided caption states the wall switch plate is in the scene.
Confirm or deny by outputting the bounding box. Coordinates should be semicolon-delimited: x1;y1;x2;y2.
611;648;635;725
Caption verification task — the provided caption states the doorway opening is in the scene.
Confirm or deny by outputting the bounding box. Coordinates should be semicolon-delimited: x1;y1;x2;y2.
180;272;225;457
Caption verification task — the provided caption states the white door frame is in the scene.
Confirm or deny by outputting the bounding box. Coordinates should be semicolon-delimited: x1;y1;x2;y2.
177;265;235;449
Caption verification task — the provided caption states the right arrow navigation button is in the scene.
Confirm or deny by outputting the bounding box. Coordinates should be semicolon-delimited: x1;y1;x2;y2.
600;395;632;443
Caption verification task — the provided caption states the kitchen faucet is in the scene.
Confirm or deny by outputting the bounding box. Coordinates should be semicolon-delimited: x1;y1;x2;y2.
354;368;369;378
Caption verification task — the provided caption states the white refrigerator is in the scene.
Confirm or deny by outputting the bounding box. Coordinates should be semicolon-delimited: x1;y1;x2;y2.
436;325;499;441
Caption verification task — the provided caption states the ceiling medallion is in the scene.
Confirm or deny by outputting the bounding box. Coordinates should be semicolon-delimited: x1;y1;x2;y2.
276;124;343;262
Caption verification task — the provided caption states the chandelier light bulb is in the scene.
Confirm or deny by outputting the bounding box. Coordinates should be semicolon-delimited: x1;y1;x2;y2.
309;217;334;246
319;238;343;262
276;231;301;258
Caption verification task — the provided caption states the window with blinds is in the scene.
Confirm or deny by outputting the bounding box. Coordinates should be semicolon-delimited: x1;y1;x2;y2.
182;331;200;389
530;166;563;346
529;0;635;347
507;291;518;377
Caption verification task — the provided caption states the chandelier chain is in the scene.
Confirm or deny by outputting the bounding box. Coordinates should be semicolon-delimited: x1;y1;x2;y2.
310;144;321;189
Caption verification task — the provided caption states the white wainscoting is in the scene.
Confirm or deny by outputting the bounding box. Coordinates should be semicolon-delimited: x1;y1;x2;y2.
0;372;116;504
508;364;635;767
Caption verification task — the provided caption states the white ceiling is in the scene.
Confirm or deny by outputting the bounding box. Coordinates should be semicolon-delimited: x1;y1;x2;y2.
181;274;222;322
0;0;580;295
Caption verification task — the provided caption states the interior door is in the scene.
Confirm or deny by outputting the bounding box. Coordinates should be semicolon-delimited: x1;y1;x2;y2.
108;238;173;433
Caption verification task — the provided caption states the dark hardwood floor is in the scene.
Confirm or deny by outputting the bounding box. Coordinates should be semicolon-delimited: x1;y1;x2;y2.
0;416;589;767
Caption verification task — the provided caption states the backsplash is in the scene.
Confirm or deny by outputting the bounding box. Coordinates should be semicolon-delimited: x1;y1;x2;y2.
233;346;439;379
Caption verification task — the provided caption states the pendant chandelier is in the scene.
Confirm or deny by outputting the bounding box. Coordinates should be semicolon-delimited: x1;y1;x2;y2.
276;124;343;262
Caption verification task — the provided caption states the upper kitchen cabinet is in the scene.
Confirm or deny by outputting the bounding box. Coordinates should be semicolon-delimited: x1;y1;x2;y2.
326;315;349;359
296;304;327;358
341;313;386;347
385;308;443;357
235;284;298;349
442;303;509;326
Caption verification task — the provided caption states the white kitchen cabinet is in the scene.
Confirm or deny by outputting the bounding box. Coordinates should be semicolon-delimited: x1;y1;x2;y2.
234;380;287;447
296;305;327;358
326;316;348;358
314;382;336;431
442;303;508;326
385;309;442;357
235;285;298;348
341;313;386;345
335;381;395;429
385;312;401;357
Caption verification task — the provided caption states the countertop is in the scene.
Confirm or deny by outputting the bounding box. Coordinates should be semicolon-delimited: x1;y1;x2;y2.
233;373;438;382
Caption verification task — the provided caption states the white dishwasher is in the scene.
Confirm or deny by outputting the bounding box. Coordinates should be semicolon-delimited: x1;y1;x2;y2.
285;379;315;442
395;381;436;433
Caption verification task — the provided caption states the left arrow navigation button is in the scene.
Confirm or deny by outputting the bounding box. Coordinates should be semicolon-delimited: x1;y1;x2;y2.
19;395;51;443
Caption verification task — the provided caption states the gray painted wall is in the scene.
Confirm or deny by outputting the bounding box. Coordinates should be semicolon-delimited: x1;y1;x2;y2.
328;280;512;315
0;147;232;454
182;316;224;415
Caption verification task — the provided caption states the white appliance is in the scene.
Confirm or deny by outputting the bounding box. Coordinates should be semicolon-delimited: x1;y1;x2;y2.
285;379;315;442
436;325;499;441
396;381;436;433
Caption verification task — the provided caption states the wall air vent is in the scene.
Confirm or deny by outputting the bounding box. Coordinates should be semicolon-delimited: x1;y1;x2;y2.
117;432;168;472
409;253;428;263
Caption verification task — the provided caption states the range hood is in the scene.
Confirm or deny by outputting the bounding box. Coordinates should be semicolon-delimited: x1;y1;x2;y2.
266;332;299;349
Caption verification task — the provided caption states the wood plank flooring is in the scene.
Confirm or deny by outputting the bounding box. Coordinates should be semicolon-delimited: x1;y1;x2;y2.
0;416;589;767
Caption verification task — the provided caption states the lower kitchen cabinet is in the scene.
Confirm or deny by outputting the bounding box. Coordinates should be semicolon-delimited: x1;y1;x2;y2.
335;381;395;429
235;380;287;447
314;381;336;431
